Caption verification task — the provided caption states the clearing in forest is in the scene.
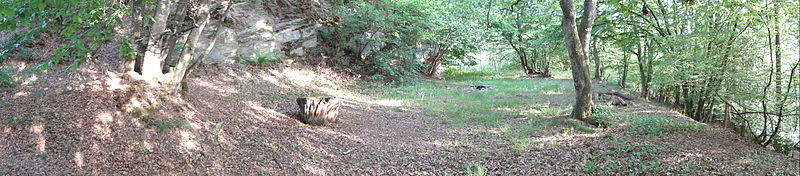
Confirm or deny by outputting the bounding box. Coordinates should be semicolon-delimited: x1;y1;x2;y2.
2;66;796;175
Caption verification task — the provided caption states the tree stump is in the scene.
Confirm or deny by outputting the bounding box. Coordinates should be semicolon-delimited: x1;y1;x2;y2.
296;97;342;126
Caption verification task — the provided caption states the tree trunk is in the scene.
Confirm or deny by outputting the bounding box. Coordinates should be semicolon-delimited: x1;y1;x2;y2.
559;0;596;120
160;3;190;74
296;97;342;126
592;38;602;81
124;0;146;73
635;42;651;98
620;54;629;88
724;103;731;128
169;0;214;91
140;0;173;83
424;45;447;78
774;0;782;97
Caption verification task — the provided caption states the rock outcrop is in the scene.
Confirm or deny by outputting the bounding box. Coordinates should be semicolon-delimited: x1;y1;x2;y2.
198;1;328;63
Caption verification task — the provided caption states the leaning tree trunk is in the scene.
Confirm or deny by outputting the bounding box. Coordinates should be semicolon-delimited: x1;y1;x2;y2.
296;97;343;126
559;0;596;120
170;0;214;92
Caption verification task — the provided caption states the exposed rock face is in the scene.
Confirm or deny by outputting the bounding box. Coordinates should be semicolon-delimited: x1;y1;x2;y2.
198;1;327;63
345;31;387;60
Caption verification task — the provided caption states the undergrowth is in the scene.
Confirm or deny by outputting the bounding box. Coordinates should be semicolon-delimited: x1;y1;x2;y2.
133;106;191;133
582;135;663;174
617;115;707;136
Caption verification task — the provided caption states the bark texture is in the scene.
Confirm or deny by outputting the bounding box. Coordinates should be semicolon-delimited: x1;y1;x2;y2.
559;0;596;120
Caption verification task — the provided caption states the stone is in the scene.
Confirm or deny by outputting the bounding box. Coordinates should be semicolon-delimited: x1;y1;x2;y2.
302;38;319;48
345;31;386;60
290;47;305;56
205;27;239;63
276;29;302;43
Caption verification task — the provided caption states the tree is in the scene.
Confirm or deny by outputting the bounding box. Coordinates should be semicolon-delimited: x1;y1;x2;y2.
558;0;597;120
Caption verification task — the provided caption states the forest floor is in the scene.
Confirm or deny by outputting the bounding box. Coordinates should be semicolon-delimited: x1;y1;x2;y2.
1;60;799;175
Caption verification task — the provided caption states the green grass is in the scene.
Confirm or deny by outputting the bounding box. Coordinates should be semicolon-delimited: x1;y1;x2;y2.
152;119;191;133
3;115;34;126
376;74;573;127
464;163;487;176
582;135;663;174
369;70;596;151
616;115;707;136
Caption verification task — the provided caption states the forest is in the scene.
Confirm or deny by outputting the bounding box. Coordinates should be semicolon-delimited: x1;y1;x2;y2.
0;0;799;175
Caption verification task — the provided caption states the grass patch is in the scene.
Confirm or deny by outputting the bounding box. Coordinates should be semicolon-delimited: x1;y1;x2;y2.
443;69;493;80
376;77;572;127
582;135;663;174
370;72;599;151
3;115;34;126
463;163;487;176
152;119;192;133
132;106;190;133
617;115;707;136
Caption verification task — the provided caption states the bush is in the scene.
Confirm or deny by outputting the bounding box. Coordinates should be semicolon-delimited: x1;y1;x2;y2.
323;0;439;84
369;49;422;84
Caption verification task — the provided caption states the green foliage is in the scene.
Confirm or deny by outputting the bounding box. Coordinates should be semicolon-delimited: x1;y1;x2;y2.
13;48;33;60
0;0;124;71
464;164;487;176
0;69;16;85
771;135;797;153
442;69;493;80
589;106;615;128
253;49;280;67
583;136;663;174
324;0;484;83
618;115;706;136
152;119;191;133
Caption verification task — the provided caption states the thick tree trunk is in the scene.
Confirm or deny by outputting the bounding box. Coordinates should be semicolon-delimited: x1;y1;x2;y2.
160;4;190;74
559;0;596;120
